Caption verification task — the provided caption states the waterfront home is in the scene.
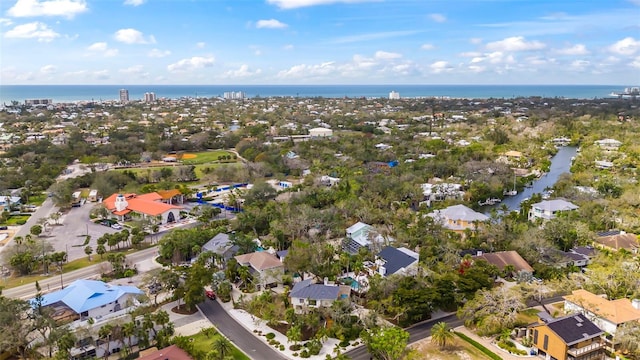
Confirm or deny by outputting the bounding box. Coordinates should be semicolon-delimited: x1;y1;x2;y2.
343;222;391;255
594;160;613;170
528;199;579;222
420;182;465;205
527;313;605;360
427;204;489;234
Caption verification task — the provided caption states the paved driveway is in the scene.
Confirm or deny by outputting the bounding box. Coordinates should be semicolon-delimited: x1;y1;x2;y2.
198;300;287;360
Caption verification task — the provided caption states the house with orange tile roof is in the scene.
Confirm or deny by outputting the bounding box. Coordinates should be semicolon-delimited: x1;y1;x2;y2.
156;189;184;205
473;250;534;275
103;192;182;225
234;251;284;290
564;289;640;343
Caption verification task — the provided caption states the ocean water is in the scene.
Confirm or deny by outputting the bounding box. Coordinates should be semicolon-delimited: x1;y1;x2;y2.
0;84;627;104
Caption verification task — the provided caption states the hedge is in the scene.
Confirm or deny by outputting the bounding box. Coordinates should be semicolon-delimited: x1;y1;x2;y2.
454;331;502;360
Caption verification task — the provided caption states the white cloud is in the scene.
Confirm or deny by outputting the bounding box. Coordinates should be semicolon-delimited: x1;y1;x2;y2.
0;18;13;26
430;60;452;73
266;0;374;9
123;0;145;6
428;13;446;23
608;37;640;55
460;51;482;57
87;42;118;57
119;65;149;78
421;43;435;50
331;30;420;44
4;21;59;42
196;42;206;48
277;62;337;79
468;65;485;73
40;64;56;74
631;56;640;69
222;65;263;78
486;36;546;52
148;48;171;58
114;28;156;44
7;0;87;19
93;70;110;80
570;59;590;71
374;51;402;60
167;56;215;72
556;44;589;55
256;19;288;29
470;38;483;45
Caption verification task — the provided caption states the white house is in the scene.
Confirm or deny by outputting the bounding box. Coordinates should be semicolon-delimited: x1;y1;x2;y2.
343;222;391;254
375;246;419;277
528;199;579;222
594;138;622;150
427;204;489;234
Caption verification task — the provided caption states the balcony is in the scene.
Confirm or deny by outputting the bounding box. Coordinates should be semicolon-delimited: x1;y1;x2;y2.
567;342;604;357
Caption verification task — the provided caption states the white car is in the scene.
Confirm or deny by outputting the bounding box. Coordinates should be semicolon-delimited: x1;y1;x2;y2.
111;223;123;230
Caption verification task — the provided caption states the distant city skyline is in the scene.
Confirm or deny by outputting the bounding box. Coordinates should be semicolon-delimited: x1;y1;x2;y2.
1;0;639;85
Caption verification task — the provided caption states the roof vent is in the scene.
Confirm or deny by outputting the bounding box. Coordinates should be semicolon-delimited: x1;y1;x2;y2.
576;323;583;327
575;316;583;322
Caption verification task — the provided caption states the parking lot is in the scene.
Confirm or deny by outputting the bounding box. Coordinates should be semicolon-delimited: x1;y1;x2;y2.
44;202;121;261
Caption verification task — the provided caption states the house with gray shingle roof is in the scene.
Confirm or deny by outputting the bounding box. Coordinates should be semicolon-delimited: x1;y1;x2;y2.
290;278;351;313
375;246;419;276
202;233;239;262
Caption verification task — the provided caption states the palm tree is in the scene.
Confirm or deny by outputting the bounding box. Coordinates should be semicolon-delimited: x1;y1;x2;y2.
122;321;136;355
98;324;113;358
211;336;233;359
431;322;454;349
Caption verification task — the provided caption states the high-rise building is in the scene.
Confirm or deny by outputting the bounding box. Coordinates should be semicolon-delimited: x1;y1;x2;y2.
223;91;246;100
389;91;400;100
119;89;129;103
144;92;156;102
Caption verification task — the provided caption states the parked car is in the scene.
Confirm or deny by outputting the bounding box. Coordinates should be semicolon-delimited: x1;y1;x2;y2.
111;223;123;230
205;290;216;300
0;226;8;230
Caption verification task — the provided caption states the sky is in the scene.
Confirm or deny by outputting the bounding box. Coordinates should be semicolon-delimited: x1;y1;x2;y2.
0;0;639;85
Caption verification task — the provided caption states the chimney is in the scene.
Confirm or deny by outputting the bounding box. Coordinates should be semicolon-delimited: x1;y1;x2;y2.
632;299;640;310
477;250;483;256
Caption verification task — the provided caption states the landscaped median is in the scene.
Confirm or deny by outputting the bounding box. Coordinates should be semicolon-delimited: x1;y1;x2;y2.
172;327;249;360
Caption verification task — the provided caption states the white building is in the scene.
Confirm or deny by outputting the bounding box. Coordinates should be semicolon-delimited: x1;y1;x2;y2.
223;91;246;100
119;89;129;103
144;92;157;102
309;127;333;137
528;199;579;221
389;91;400;100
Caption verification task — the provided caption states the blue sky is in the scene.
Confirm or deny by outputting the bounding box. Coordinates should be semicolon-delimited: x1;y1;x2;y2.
1;0;639;85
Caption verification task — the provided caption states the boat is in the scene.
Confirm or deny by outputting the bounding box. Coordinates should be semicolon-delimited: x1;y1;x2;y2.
503;174;518;196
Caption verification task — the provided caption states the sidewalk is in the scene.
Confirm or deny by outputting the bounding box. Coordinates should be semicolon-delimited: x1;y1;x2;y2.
161;299;212;336
454;326;535;360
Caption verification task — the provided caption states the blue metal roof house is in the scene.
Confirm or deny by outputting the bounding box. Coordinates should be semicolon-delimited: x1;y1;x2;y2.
33;279;143;320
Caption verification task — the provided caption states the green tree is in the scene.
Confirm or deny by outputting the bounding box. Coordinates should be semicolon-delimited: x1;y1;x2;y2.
286;324;302;346
362;326;410;360
30;224;43;237
84;245;93;261
430;322;454;350
211;336;233;360
182;262;210;311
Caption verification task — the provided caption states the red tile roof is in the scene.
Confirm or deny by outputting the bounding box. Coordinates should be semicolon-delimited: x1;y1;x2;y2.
138;345;193;360
103;192;182;217
474;250;534;272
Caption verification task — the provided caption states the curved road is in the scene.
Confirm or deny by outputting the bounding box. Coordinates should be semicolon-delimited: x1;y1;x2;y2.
198;299;287;360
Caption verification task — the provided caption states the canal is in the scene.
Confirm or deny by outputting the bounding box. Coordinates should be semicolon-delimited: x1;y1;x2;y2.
492;146;578;211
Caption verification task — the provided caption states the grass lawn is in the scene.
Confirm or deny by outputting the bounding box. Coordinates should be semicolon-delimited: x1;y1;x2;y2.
111;163;240;182
185;328;250;360
179;150;235;165
412;336;493;360
4;215;30;226
515;308;541;326
28;193;47;206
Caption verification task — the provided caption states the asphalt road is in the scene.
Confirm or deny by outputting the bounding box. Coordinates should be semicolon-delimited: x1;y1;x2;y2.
198;299;287;360
2;246;159;300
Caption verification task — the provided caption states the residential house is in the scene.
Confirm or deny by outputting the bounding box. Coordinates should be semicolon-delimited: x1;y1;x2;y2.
138;345;193;360
342;222;390;255
0;195;21;208
289;278;351;313
33;279;143;322
201;233;239;262
594;160;613;170
427;204;489;234
594;138;622;150
528;199;579;222
528;313;605;360
473;250;534;275
420;183;465;205
564;289;640;349
375;246;419;277
594;230;639;254
234;251;284;290
103;192;182;225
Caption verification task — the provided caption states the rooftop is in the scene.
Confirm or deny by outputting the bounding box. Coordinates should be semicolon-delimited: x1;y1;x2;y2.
564;289;640;325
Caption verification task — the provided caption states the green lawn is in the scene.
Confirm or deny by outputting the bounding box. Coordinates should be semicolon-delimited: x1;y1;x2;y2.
3;215;30;226
111;163;240;181
1;255;104;289
182;328;250;360
28;193;47;206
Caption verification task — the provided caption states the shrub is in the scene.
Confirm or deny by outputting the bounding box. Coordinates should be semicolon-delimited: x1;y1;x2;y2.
16;219;27;225
266;332;276;340
279;345;285;351
292;353;298;357
306;339;322;355
290;344;302;351
300;350;310;358
497;340;527;355
454;332;502;360
339;340;350;348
